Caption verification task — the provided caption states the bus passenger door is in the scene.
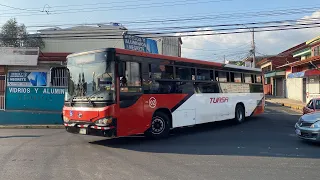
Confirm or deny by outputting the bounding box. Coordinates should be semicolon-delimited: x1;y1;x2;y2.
117;61;145;136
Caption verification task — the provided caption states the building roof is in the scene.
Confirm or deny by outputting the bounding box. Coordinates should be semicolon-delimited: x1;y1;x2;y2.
277;55;320;68
256;56;298;67
38;52;70;62
278;42;307;56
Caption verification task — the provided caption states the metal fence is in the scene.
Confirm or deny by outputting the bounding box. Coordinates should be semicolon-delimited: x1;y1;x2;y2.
0;75;5;110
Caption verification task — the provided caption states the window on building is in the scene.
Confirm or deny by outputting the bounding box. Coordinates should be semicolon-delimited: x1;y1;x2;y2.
251;74;256;83
50;67;68;87
230;72;235;82
234;73;242;83
264;77;270;84
256;75;262;83
218;71;227;82
244;74;252;83
230;72;242;83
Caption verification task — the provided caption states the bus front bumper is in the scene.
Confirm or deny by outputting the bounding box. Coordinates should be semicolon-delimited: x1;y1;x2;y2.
64;123;116;137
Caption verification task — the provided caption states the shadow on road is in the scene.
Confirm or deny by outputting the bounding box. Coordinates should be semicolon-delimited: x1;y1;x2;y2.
90;103;320;158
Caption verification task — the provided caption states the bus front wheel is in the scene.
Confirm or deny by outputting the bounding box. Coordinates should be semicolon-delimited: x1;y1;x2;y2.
145;111;170;139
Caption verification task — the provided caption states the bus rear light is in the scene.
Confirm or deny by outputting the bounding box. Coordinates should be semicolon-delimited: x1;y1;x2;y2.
95;117;113;126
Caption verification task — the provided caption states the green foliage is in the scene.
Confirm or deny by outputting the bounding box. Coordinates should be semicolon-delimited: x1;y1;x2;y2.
0;18;45;49
229;61;245;66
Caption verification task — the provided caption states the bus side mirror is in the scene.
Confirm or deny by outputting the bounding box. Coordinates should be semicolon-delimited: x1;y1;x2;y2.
118;62;125;77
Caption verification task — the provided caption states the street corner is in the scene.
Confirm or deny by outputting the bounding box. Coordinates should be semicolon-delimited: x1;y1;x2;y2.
283;103;304;111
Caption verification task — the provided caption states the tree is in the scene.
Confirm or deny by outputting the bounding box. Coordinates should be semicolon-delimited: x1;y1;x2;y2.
0;18;45;49
229;61;245;66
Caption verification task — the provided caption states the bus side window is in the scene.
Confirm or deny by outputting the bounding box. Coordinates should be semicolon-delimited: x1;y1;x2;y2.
197;82;220;93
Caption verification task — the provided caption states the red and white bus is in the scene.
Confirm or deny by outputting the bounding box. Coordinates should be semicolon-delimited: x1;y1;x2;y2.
63;48;264;138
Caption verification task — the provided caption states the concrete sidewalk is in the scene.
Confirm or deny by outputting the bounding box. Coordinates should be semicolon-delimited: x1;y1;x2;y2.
265;96;305;111
0;125;64;129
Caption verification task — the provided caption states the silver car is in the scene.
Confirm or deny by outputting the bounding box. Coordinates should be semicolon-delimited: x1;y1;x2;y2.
295;112;320;142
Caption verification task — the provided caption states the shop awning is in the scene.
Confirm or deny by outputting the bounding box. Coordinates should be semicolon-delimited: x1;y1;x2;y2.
287;69;320;78
264;71;286;78
305;69;320;76
287;71;305;78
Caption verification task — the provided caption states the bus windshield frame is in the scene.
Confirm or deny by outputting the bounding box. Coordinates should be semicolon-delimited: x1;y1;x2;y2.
65;51;116;106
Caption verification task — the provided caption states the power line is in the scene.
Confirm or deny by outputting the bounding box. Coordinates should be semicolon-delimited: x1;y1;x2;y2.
5;23;319;41
0;3;39;12
182;43;251;52
33;20;320;39
29;17;320;37
0;0;233;17
1;18;320;41
4;6;320;28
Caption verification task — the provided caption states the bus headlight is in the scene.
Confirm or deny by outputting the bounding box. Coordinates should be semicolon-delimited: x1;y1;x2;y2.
63;116;70;122
95;117;113;126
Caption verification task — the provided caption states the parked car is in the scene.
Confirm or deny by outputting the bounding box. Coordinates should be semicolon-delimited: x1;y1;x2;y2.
303;98;320;114
295;112;320;142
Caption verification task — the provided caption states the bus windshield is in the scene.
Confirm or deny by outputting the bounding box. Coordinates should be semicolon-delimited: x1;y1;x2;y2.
65;51;115;103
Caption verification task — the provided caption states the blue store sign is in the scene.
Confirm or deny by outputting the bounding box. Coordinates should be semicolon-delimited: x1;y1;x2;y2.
6;86;65;111
123;34;158;54
7;71;47;86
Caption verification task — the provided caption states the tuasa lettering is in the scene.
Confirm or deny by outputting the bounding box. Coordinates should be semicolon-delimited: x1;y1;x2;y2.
210;97;229;104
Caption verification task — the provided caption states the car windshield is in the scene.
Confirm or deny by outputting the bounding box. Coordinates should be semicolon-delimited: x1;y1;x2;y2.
315;99;320;109
65;51;115;102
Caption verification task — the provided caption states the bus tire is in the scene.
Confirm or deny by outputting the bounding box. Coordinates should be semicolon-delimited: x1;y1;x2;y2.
145;111;170;139
234;104;245;124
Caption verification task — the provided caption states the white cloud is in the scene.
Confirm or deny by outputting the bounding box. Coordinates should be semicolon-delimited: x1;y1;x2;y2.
181;10;320;62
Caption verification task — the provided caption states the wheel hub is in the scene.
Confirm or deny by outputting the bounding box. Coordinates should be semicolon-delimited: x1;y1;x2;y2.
152;118;165;134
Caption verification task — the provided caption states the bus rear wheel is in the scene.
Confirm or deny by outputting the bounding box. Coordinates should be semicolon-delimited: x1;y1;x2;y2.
145;111;170;139
234;104;245;124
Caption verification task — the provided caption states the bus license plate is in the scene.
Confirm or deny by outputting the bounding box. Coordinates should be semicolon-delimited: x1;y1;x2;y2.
79;128;87;135
295;129;301;136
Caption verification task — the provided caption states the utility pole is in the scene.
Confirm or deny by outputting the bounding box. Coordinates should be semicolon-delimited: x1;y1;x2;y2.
224;55;226;64
252;28;256;68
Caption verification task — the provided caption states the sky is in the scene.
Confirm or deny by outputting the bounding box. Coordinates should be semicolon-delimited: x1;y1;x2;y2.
0;0;320;62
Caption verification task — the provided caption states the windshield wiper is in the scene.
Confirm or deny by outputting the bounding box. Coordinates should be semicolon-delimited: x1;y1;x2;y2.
86;89;104;106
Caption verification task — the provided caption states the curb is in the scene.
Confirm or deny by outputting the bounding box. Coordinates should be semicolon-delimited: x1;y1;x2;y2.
266;100;304;111
0;125;65;129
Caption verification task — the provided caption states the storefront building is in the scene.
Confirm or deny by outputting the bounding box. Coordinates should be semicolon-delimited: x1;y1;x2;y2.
257;54;299;97
0;47;69;124
278;55;320;103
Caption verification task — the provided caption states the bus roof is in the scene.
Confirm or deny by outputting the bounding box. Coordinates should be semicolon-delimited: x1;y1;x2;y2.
67;48;261;72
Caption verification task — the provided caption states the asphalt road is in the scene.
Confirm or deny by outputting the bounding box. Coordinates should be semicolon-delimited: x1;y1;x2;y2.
1;102;320;180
